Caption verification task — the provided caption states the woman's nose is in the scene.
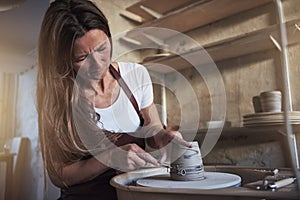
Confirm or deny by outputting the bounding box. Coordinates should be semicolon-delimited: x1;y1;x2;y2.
87;53;105;79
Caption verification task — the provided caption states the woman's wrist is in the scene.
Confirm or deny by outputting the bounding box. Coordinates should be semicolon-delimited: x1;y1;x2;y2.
145;129;166;149
94;149;113;170
145;136;157;149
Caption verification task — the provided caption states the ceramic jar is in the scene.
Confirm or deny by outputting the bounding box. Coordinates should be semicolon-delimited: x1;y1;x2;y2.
170;141;204;181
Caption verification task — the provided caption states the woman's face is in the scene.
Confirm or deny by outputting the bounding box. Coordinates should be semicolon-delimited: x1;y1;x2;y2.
73;29;111;80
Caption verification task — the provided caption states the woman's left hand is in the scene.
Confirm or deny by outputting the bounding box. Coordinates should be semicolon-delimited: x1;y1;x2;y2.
138;103;192;163
146;129;191;163
148;129;191;149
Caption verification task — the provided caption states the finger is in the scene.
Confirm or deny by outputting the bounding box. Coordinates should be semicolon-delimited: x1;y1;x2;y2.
170;131;183;139
158;147;167;164
128;144;159;166
129;152;147;168
171;135;192;148
136;151;159;166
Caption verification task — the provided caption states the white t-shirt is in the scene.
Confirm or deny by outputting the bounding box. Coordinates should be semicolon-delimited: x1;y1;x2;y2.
95;62;153;132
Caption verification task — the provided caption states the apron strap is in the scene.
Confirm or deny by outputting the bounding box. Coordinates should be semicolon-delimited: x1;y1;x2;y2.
109;64;144;126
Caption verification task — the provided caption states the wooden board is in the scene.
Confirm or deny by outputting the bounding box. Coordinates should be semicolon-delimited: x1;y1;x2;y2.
126;0;199;21
125;0;272;43
142;19;300;73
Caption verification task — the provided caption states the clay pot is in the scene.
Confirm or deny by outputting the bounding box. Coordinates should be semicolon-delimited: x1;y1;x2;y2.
260;91;282;112
170;141;204;181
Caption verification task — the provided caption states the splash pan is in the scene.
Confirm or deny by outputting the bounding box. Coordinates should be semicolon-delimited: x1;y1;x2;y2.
110;166;299;200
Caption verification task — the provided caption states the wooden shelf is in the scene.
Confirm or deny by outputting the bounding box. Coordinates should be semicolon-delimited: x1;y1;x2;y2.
143;19;300;73
125;0;199;22
182;124;300;141
197;124;300;134
123;0;272;45
180;124;300;135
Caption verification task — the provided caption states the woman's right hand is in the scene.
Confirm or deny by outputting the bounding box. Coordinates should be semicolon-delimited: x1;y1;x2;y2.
96;143;159;172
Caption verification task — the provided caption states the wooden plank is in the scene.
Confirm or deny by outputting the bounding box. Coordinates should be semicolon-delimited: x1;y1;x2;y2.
125;0;272;45
120;10;146;23
126;0;199;21
143;19;300;73
190;124;300;135
207;19;300;62
144;0;271;30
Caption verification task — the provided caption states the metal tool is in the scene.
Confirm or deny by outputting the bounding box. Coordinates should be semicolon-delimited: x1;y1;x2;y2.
256;177;296;191
268;177;296;190
160;163;172;169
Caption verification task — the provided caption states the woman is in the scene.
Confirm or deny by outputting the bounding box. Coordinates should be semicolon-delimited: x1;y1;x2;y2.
37;0;190;199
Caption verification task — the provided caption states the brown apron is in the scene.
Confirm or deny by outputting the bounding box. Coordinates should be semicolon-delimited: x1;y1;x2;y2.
59;64;146;199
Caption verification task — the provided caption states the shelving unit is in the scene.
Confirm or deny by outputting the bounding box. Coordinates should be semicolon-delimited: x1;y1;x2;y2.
143;18;300;73
122;0;272;46
121;0;300;170
120;0;300;123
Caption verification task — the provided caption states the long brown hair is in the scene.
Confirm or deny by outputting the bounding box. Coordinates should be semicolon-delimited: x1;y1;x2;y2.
37;0;115;185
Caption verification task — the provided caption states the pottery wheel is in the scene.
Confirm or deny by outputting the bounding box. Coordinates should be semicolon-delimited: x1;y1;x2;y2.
136;172;241;189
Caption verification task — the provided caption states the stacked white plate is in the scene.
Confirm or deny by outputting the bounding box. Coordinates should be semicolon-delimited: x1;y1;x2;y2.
243;111;300;127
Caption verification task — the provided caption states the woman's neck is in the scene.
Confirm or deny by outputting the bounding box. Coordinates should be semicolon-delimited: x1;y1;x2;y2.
94;62;120;108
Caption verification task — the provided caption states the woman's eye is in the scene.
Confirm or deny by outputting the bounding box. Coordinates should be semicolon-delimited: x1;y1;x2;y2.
95;43;107;52
96;47;105;52
74;55;88;63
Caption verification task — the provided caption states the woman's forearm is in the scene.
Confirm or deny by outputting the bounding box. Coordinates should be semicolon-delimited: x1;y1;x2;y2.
54;156;109;188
